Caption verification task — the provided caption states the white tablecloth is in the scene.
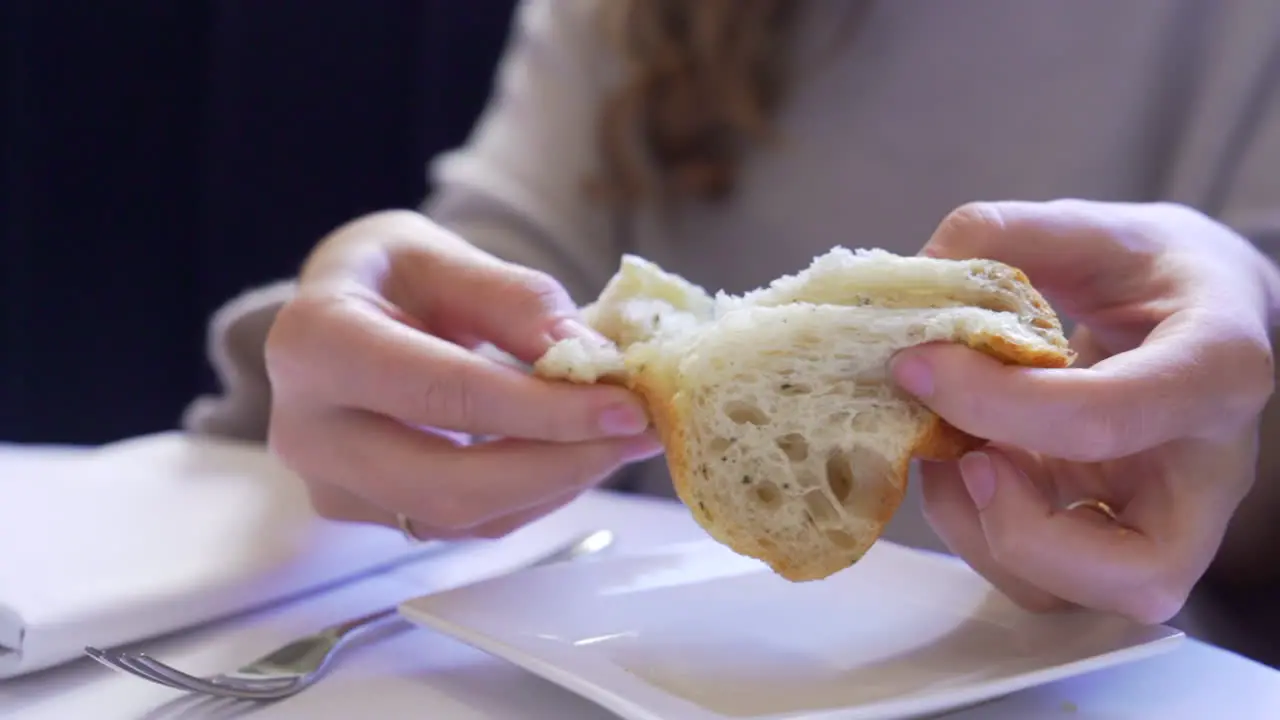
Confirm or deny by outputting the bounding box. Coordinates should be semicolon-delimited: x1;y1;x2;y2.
3;491;1278;720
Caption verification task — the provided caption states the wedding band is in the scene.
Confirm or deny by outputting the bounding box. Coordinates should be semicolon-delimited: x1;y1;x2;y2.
1063;498;1119;522
395;513;424;544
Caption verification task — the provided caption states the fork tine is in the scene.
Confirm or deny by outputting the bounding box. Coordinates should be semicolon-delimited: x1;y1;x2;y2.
132;654;300;700
89;644;299;701
118;656;195;691
84;647;134;677
131;655;244;696
84;646;125;672
85;648;189;691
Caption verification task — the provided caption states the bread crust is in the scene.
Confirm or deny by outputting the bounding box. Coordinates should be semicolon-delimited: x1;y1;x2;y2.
913;326;1074;461
615;315;1073;583
966;261;1074;357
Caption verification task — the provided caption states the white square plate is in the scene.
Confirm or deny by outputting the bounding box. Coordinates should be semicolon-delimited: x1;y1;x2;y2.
399;539;1183;720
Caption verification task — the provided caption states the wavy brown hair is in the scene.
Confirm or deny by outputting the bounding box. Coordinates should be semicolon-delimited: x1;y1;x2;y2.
591;0;807;209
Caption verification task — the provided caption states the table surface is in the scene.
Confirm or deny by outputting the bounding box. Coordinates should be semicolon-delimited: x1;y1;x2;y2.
4;491;1279;720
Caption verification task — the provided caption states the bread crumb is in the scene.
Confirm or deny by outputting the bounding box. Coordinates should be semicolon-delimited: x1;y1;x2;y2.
534;337;625;383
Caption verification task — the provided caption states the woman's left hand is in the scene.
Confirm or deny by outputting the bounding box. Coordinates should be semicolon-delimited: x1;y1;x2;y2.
893;200;1279;624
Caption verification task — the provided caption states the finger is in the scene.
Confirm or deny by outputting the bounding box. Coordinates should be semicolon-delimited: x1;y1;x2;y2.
1067;325;1109;368
270;295;650;442
305;481;390;526
919;460;1069;613
303;479;583;540
271;407;663;532
1119;433;1258;577
302;211;604;364
920;200;1168;316
960;449;1184;624
891;312;1272;460
390;246;600;365
924;200;1269;321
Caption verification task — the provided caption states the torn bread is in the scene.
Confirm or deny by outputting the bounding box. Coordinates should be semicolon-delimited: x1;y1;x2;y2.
534;248;1073;581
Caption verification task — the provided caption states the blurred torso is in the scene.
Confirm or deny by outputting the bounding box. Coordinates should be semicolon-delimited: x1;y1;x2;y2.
615;0;1272;552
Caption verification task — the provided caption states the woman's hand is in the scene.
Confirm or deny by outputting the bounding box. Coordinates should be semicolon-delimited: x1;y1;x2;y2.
894;200;1278;624
264;210;661;540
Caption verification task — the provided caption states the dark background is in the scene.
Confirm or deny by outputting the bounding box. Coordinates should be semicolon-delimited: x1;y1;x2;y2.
0;0;519;443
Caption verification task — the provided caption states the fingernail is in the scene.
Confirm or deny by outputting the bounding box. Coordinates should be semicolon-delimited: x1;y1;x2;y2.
599;404;649;436
890;352;934;398
550;318;608;345
959;451;997;510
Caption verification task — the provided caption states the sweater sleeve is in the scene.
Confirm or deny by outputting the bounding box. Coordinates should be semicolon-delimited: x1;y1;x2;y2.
423;0;620;306
181;279;297;442
182;0;619;442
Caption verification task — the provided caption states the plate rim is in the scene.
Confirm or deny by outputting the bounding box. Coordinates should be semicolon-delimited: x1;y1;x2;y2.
399;539;1186;720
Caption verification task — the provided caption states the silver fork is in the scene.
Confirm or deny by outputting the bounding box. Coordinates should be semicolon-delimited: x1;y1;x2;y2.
85;529;615;701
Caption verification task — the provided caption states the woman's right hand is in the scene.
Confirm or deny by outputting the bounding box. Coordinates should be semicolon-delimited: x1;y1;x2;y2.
264;210;661;540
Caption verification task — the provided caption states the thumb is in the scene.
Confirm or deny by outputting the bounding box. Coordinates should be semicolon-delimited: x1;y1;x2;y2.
891;343;1150;461
890;306;1264;462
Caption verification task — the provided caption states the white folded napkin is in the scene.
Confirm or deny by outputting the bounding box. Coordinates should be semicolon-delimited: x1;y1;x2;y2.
0;432;451;679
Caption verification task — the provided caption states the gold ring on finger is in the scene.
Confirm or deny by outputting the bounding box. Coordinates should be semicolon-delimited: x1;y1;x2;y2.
1063;497;1119;522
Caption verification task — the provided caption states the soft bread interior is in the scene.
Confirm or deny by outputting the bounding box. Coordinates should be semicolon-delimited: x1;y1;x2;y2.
535;247;1073;581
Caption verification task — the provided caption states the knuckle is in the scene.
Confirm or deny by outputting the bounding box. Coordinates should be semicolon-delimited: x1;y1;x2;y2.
304;484;356;522
505;266;572;314
932;371;1008;442
542;417;579;443
1187;324;1277;428
266;412;309;474
936;202;1007;246
264;294;339;386
414;492;481;531
954;390;1000;438
1230;333;1276;412
1071;411;1125;462
1148;201;1208;231
1065;384;1143;460
984;518;1056;576
415;371;477;429
265;408;342;489
541;401;597;442
985;530;1029;570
